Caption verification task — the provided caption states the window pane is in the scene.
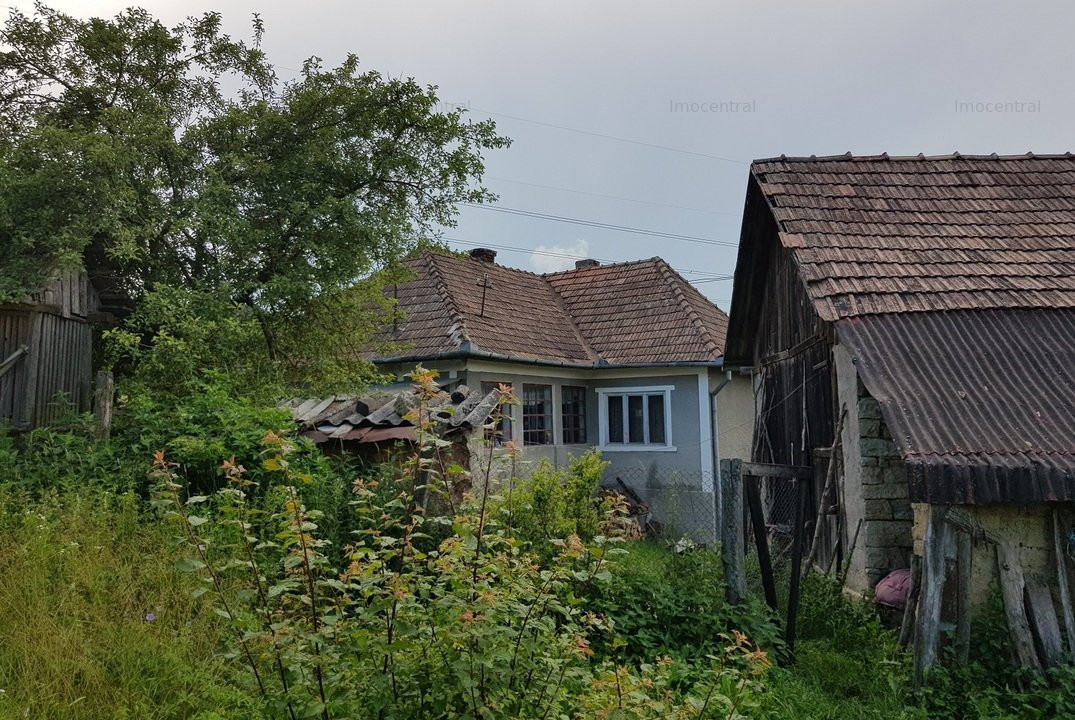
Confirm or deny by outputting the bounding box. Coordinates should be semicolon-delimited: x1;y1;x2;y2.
561;385;587;444
522;384;553;445
480;381;512;443
627;395;644;443
607;395;623;443
648;394;666;444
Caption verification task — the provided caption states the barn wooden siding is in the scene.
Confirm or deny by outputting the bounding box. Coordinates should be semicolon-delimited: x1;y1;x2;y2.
0;272;97;429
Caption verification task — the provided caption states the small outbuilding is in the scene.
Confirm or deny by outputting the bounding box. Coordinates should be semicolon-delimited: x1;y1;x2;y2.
726;153;1075;673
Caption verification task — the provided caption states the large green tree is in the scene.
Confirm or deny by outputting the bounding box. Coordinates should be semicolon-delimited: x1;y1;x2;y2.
0;3;507;392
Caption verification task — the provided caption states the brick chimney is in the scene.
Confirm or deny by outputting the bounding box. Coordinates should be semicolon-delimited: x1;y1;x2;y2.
575;259;600;269
469;248;497;263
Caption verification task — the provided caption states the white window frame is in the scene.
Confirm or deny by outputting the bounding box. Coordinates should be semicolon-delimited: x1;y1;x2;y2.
596;385;676;452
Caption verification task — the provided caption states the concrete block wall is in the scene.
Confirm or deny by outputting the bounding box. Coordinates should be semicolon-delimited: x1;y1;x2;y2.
858;393;914;585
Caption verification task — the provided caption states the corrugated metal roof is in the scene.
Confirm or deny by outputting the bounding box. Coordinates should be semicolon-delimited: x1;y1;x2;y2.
836;308;1075;504
283;384;501;446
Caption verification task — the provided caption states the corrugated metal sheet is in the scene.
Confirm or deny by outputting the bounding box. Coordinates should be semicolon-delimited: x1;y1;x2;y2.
836;308;1075;504
285;384;501;446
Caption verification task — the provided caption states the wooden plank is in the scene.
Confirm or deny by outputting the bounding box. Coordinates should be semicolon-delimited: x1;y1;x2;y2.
1054;509;1075;664
720;459;746;606
899;553;921;651
1025;575;1063;668
805;406;847;568
744;475;778;611
94;371;114;440
914;505;951;686
785;477;809;657
954;531;973;664
741;461;813;480
996;541;1042;671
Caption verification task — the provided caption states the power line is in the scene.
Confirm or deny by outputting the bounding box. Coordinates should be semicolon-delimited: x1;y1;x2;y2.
461;203;738;248
443;237;732;280
486;176;740;217
472;107;749;165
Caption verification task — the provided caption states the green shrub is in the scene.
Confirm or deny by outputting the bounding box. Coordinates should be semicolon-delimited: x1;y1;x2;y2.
589;541;785;666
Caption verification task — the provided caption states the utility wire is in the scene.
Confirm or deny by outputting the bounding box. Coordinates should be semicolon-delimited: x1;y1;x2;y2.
486;176;740;217
462;203;738;248
443;237;733;280
472;107;749;165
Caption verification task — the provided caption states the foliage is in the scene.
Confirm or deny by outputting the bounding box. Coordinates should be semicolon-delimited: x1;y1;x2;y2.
149;369;768;719
589;541;785;667
0;488;259;720
0;3;508;391
495;449;610;552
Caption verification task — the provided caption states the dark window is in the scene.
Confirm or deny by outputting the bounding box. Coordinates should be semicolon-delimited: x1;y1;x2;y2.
522;384;553;445
480;381;512;443
561;386;587;444
607;394;624;443
602;390;671;446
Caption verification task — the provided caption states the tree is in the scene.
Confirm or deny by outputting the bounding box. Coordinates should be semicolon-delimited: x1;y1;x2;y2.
0;3;508;392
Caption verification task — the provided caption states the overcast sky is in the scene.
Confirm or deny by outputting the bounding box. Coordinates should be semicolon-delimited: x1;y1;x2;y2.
18;1;1075;309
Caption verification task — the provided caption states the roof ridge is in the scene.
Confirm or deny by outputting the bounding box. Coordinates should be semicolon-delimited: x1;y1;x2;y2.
753;151;1075;164
424;253;472;350
654;259;723;359
542;256;662;277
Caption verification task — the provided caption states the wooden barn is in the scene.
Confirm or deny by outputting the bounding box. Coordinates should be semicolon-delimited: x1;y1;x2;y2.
0;271;101;429
725;153;1075;675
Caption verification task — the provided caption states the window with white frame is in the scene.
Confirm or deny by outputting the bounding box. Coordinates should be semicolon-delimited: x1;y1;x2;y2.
597;386;674;450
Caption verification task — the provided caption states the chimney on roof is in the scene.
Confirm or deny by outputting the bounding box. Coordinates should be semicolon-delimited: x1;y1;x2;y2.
469;248;497;263
575;259;600;269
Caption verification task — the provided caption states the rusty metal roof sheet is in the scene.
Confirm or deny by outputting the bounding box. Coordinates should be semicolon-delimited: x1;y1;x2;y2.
836;308;1075;504
283;384;501;446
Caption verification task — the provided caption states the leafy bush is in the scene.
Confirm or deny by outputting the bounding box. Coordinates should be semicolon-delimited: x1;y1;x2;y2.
495;448;610;551
589;541;785;666
148;370;770;719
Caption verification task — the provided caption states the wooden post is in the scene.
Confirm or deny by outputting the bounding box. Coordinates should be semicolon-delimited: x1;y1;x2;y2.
954;531;973;664
93;370;114;440
914;504;950;686
1026;575;1063;668
805;406;847;568
744;475;778;612
785;477;808;657
720;459;746;606
996;541;1042;671
899;553;921;651
1054;509;1075;664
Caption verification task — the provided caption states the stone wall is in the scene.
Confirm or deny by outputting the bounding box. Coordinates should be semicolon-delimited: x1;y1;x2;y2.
858;392;914;586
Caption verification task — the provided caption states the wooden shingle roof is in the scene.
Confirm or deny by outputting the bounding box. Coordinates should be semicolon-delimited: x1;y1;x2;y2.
378;252;727;367
751;153;1075;320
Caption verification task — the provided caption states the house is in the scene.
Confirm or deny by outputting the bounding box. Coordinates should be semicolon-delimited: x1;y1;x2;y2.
0;271;100;429
726;152;1075;671
371;248;755;540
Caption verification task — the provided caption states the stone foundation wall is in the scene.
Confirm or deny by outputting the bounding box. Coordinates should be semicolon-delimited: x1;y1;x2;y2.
858;393;914;586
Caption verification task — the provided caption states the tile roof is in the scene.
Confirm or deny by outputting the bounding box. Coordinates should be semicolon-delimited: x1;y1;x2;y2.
836;309;1075;504
377;252;727;366
750;153;1075;320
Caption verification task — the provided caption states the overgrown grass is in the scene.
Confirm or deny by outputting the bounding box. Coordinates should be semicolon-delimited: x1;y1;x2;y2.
0;489;258;720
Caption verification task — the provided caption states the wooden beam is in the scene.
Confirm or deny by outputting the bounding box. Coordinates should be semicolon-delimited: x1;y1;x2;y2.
741;461;813;480
93;370;114;440
1053;510;1075;664
899;553;921;651
744;476;778;611
1025;575;1064;668
720;459;746;606
954;531;973;664
996;541;1042;671
805;406;847;568
914;505;951;686
0;345;27;379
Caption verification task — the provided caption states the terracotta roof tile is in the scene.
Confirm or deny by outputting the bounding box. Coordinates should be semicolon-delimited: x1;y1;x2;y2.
378;253;727;366
750;154;1075;320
